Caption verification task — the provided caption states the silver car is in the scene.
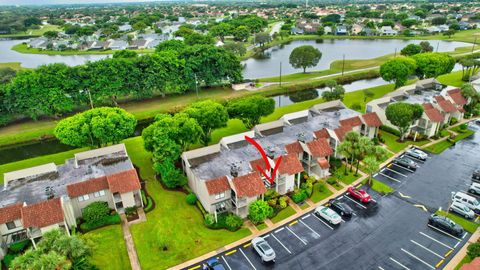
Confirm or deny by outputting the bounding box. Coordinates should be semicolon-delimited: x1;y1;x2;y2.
450;201;475;219
405;148;428;161
469;182;480;195
252;237;276;263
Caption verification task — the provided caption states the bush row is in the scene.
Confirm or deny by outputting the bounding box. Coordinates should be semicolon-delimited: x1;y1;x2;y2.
379;125;401;137
79;214;121;232
204;213;244;232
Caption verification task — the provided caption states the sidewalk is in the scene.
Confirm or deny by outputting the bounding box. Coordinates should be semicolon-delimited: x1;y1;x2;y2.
444;230;480;270
120;214;142;270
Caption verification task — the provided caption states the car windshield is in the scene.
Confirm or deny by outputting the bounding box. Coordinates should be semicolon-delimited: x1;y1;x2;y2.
259;242;271;253
473;200;479;206
464;206;471;212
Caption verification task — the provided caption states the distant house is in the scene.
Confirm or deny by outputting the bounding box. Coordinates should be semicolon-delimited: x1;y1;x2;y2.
129;39;147;50
28;38;48;49
380;26;398;36
291;27;304;35
324;26;333;35
85;40;107;50
427;26;441;34
361;28;376;36
351;24;363;35
336;25;348;35
437;25;449;32
118;24;132;32
108;39;128;50
458;21;471;30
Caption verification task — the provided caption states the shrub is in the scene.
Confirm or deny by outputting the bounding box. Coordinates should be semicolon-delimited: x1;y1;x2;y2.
186;193;197;205
248;200;274;224
278;196;288;209
380;125;401;137
144;196;154;213
291;189;308;203
459;123;468;131
80;214;121;232
350;103;362;111
267;198;278;208
264;189;280;200
467;242;480;259
327;177;338;185
372;137;380;145
204;214;216;227
450;117;458;125
125;206;137;216
83;202;110;225
329;158;342;170
2;253;18;269
225;214;244;231
8;240;30;253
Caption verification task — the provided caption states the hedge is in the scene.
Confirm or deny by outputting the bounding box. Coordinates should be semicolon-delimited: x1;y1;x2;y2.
380;125;401;137
79;214;121;232
204;213;243;231
144;196;154;213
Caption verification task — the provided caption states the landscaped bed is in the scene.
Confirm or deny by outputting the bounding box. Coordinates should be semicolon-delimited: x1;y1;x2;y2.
270;205;296;224
311;182;334;203
379;130;430;153
361;178;394;195
435;210;479;234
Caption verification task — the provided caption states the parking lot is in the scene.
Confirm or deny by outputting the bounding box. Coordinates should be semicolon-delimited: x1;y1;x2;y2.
186;124;479;270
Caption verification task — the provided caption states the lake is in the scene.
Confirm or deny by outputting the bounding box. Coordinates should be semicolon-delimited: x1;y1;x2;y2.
242;39;470;79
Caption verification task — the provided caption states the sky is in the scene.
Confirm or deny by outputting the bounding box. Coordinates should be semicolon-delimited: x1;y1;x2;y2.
0;0;174;5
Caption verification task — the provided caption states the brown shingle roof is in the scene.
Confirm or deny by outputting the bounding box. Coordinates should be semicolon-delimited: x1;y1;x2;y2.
106;169;141;194
231;172;266;198
339;116;362;127
21;198;64;228
306;138;333;158
434;96;457;113
314;128;330;139
249;158;268;173
334;126;353;141
361;112;382;127
423;104;444;123
317;158;330;169
448;88;467;105
276;154;304;175
66;176;109;198
0;204;23;225
285;141;303;154
205;176;230;195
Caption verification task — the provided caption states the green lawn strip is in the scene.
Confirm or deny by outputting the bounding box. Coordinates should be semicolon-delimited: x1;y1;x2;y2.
328;182;343;191
335;165;362;185
124;137;251;269
86;225;130;270
437;71;467;88
299;203;310;210
255;223;268;231
11;43;155;55
380;131;430;153
0;147;87;184
311;182;333;203
258;69;339;82
435;210;479;234
424;140;454;154
270;205;296;224
361;178;395;194
0;62;24;70
0;24;62;38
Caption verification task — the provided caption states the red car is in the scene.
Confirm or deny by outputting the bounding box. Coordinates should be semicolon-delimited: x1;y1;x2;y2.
347;186;372;203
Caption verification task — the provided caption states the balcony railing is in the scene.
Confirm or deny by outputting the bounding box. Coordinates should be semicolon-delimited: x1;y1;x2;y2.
231;198;247;208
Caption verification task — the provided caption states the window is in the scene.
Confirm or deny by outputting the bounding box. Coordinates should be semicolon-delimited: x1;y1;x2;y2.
215;192;225;200
94;190;106;198
78;194;90;202
6;221;16;230
215;202;227;212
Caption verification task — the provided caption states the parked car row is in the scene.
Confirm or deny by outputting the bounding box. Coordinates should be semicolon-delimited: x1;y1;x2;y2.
428;213;465;237
447;168;480;220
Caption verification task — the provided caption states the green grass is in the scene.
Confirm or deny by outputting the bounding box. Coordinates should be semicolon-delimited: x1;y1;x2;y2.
424;128;475;154
11;43;155;56
435;210;479;234
124;137;251;269
0;24;62;38
328;182;344;191
362;178;395;194
300;203;310;210
0;62;24;70
437;71;467;87
334;165;362;185
0;147;87;184
380;131;430;153
311;182;334;203
85;225;130;270
255;223;268;231
270;205;296;224
330;53;394;72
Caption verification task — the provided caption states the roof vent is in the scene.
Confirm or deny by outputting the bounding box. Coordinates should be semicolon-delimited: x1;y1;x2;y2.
297;132;307;143
334;111;341;116
230;163;240;178
45;186;55;200
266;146;275;159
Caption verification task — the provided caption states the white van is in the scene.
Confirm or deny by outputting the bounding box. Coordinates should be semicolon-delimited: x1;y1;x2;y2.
451;192;480;213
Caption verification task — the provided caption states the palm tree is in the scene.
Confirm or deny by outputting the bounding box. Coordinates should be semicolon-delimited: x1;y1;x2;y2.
343;132;361;172
363;156;380;186
337;140;354;175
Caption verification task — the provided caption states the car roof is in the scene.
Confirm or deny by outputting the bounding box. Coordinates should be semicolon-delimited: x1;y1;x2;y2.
207;258;219;264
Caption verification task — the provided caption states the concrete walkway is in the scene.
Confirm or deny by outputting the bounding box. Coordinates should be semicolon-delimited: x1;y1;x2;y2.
444;229;480;270
120;214;142;270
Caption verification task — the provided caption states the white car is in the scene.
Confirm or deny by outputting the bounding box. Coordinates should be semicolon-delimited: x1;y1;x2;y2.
251;237;276;263
315;206;342;225
450;201;475;219
468;182;480;195
405;148;428;161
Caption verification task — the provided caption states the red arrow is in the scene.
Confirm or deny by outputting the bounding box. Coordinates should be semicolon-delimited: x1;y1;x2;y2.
245;136;283;185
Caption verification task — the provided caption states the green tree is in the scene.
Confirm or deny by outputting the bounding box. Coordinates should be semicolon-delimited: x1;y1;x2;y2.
54;107;137;148
233;25;250;41
337;140;354;175
401;19;417;28
223;42;247;56
183;100;229;145
289;45;322;73
385;102;424;141
226;96;275;129
431;17;447;25
419;41;433;53
248;200;273;224
363;156;380;186
411;53;455;79
43;30;59;39
209;23;233;42
0;67;16;84
11;249;70;270
400;44;422;56
461;83;480;114
154;158;187;188
133;21;147;32
113;49;138;58
459;57;480;81
380;58;417;88
254;32;271;47
155;39;186;53
443;29;456;38
82;202;110;225
321;85;345;101
183;32;215;46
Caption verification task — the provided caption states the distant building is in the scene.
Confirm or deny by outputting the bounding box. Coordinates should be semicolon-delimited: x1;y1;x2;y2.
118;24;132;32
336;25;348;35
380;26;398;36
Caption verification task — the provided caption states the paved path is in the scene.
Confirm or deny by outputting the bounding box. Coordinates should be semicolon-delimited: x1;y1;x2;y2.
121;214;142;270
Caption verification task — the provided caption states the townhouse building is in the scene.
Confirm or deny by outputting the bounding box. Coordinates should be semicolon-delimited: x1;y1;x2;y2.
366;79;466;139
0;144;142;259
182;100;382;218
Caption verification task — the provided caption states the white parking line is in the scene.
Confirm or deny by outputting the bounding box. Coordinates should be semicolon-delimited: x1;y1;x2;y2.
378;266;385;270
301;214;311;220
344;195;368;209
462;232;468;239
379;172;402;183
389;257;410;270
427;224;463;241
410;240;444;259
312;213;334;230
263;234;270;239
391;163;415;173
299;219;321;238
454;241;461;248
286;226;307;245
275;227;285;234
385;167;407;177
221;255;233;270
239;248;257;270
419;232;454;250
271;233;292;254
401;248;435;269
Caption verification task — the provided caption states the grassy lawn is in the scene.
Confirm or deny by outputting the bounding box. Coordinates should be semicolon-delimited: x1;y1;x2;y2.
0;62;24;70
270;206;296;224
0;147;87;184
362;178;395;194
424;128;475;154
85;225;130;270
124;137;251;269
330;53;394;71
437;71;467;87
311;182;333;203
334;165;361;185
0;24;62;38
255;223;268;231
380;131;430;153
300;203;310;210
11;43;155;56
436;210;479;234
328;182;344;191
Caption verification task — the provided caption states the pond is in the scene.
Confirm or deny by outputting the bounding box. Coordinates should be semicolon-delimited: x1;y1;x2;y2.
242;39;470;79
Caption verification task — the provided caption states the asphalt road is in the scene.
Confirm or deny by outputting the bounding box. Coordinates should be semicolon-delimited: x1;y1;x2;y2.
186;124;479;270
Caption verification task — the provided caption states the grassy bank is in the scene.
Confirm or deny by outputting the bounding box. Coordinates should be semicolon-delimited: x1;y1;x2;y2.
11;43;155;56
0;62;24;70
0;24;62;39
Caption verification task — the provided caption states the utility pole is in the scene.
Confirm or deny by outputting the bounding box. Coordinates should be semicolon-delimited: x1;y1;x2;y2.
341;54;345;76
279;62;282;87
